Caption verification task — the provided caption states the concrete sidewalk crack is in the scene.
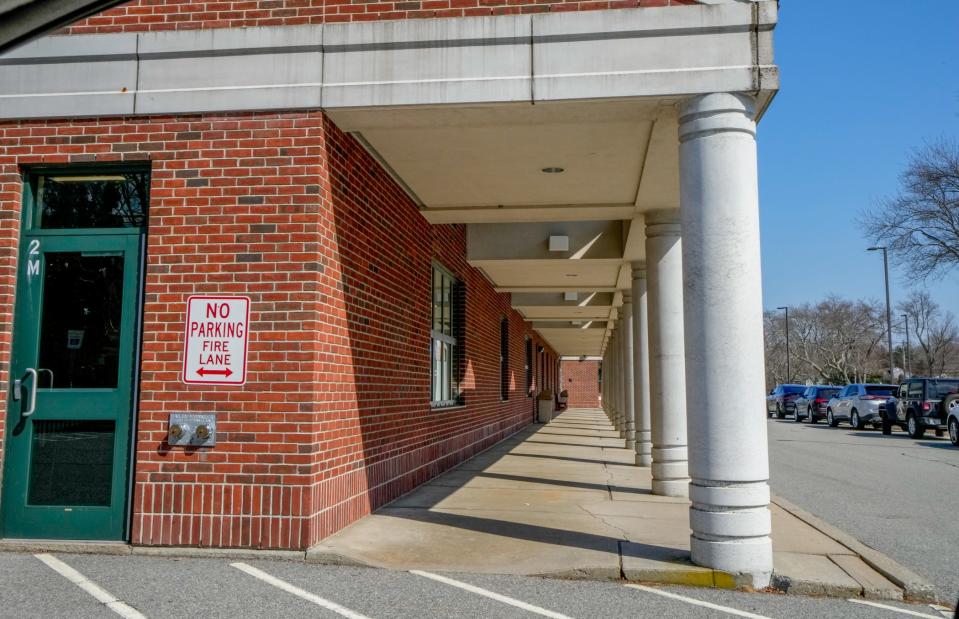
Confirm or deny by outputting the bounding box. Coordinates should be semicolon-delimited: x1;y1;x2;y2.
602;459;615;501
577;504;632;543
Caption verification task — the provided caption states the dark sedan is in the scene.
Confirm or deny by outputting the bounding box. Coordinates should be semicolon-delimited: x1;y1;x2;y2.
766;384;807;419
793;385;841;423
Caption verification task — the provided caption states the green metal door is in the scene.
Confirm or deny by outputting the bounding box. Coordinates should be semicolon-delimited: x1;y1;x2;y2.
1;169;147;540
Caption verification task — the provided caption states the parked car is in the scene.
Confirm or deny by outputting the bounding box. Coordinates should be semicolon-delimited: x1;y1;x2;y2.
825;383;897;429
793;385;841;424
881;377;959;439
766;384;807;419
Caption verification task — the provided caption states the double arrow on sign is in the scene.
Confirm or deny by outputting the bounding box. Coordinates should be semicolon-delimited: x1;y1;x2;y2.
196;367;233;377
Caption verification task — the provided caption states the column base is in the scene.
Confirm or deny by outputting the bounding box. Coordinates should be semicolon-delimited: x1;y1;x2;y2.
651;479;688;497
625;439;636;450
651;445;688;496
635;431;652;467
690;535;772;589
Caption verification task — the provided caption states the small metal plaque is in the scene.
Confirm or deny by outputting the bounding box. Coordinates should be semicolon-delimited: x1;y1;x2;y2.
168;413;216;447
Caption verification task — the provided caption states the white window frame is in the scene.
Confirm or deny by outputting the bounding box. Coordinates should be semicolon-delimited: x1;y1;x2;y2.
431;262;460;408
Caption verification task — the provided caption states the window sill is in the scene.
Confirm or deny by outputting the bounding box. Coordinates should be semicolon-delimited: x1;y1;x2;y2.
431;402;466;411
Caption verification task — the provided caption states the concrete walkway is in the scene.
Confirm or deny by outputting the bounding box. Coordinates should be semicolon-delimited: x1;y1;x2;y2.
308;409;905;599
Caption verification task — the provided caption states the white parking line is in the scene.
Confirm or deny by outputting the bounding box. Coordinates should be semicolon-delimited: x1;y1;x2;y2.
231;562;371;619
847;599;946;618
410;570;574;619
624;584;772;619
34;553;147;619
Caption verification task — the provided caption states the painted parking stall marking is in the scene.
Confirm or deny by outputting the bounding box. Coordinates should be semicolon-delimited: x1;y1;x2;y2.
231;562;371;619
35;554;147;619
847;599;947;619
410;570;575;619
182;295;250;385
624;584;772;619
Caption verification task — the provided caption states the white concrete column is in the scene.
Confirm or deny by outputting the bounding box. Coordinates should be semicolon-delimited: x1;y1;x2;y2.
603;349;610;418
616;326;626;438
601;351;607;414
621;292;636;450
645;209;689;497
603;354;613;421
679;92;772;587
604;347;610;419
607;331;617;424
631;262;653;467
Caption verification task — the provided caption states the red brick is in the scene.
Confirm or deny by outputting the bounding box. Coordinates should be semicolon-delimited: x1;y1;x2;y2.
560;359;601;408
0;111;559;549
62;0;701;32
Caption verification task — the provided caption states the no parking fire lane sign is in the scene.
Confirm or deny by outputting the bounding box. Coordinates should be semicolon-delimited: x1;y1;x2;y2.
182;295;250;385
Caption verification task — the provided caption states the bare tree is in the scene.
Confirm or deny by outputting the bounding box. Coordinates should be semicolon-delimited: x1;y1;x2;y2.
897;290;959;376
776;297;886;385
763;311;788;389
862;140;959;279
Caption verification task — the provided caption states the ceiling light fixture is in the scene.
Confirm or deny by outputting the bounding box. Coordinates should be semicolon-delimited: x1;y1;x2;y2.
541;167;564;174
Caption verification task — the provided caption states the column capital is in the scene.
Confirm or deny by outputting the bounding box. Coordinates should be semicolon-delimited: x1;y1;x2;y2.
679;93;757;143
630;261;647;279
644;209;681;238
621;290;632;305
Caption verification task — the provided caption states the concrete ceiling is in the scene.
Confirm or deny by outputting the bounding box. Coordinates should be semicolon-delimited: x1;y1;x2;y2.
328;98;682;357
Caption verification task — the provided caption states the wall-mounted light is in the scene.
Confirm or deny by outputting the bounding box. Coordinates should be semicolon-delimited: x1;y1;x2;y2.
541;167;564;174
549;235;569;252
564;292;578;301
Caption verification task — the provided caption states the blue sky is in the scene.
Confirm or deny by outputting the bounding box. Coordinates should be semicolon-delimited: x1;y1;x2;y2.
758;1;959;314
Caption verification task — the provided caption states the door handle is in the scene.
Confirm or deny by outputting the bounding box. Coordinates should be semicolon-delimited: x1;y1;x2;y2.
13;368;38;418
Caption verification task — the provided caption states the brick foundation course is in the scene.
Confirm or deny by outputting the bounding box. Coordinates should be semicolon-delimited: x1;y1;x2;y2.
0;112;557;549
560;359;600;408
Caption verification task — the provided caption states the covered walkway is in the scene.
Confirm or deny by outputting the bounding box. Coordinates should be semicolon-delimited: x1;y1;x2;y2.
308;410;894;596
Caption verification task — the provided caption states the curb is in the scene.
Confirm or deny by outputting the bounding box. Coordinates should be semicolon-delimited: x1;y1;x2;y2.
623;567;739;590
304;549;378;569
0;540;307;563
0;540;133;556
771;495;938;603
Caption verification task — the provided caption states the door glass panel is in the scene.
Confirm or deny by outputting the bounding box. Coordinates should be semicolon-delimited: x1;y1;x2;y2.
28;420;115;506
36;172;149;229
37;253;125;389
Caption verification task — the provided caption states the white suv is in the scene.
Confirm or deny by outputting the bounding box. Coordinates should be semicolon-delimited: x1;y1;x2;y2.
826;383;898;429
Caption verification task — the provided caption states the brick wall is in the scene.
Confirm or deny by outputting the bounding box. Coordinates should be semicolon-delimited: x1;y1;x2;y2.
64;0;701;33
0;111;557;549
560;359;600;408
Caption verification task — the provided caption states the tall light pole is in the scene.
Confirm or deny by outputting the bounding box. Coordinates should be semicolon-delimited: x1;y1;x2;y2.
902;313;910;377
867;246;894;382
777;306;790;382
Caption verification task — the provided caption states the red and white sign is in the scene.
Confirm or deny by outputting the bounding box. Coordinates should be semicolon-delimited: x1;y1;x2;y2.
182;295;250;385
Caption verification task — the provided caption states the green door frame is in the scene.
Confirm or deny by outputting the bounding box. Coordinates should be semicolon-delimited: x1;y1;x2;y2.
0;166;148;540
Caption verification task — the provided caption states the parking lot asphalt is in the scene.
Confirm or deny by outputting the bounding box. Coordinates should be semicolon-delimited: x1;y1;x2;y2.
767;417;959;604
0;552;953;619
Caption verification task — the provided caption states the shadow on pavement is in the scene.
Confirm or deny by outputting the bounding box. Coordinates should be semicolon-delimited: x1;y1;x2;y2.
499;452;623;466
476;471;652;495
